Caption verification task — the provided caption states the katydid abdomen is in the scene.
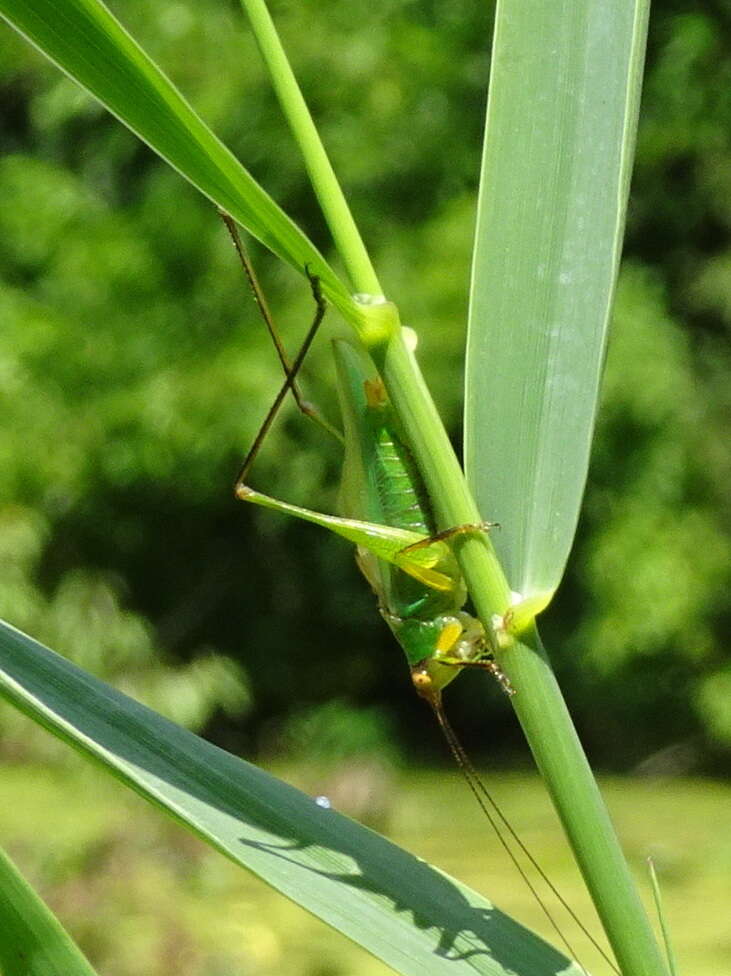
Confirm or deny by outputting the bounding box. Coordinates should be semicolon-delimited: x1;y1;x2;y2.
332;338;492;696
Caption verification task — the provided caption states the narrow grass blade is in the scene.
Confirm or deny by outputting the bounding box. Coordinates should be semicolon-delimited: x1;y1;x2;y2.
0;620;583;976
0;0;366;329
465;0;650;615
647;858;679;976
0;844;98;976
237;0;380;298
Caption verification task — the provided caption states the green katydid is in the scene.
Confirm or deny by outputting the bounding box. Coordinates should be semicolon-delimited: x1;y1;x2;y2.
222;228;505;712
223;214;619;974
238;332;507;709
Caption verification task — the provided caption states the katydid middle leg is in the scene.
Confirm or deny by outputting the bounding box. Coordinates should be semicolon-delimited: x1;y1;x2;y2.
399;520;499;555
429;655;515;696
220;210;342;445
234;266;332;490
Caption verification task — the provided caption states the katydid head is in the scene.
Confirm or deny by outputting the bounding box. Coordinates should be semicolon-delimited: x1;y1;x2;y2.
385;610;487;697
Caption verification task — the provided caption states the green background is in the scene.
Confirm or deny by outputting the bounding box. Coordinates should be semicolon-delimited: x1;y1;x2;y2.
0;1;729;971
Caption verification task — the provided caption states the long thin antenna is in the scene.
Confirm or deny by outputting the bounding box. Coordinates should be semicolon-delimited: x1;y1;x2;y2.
431;695;620;975
219;210;342;444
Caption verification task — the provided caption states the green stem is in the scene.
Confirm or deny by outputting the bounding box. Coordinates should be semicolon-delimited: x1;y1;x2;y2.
238;0;381;296
504;627;669;976
380;330;669;976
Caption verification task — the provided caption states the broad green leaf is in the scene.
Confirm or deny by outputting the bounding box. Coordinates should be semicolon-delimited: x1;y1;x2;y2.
0;844;98;976
0;0;378;334
0;620;582;976
465;0;649;615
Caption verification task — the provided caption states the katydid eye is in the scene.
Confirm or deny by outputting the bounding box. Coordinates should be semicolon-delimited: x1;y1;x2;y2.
410;665;433;699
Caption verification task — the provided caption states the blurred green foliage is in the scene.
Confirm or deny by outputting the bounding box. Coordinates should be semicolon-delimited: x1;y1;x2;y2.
0;0;729;770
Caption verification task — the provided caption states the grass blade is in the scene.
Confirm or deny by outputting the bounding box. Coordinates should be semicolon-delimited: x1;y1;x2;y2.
0;843;99;976
647;858;679;976
465;0;650;615
453;5;672;974
0;619;584;976
0;0;369;329
238;0;381;297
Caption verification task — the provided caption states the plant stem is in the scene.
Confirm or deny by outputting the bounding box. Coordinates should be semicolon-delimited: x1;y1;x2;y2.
379;330;670;976
504;627;669;976
238;0;381;297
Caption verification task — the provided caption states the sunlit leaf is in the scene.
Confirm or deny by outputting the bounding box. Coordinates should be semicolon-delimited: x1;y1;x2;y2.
0;0;369;328
465;0;649;614
0;619;582;976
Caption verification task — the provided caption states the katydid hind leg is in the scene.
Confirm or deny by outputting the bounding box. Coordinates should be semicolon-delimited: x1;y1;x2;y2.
219;210;342;444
